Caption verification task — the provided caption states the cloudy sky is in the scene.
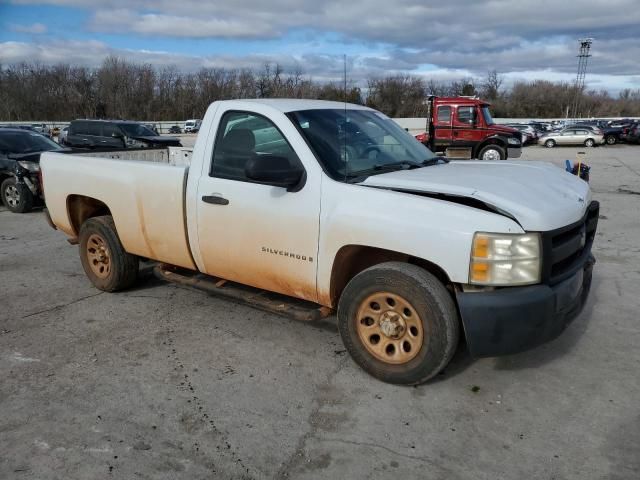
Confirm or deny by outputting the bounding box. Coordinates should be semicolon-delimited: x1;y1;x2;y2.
1;0;639;92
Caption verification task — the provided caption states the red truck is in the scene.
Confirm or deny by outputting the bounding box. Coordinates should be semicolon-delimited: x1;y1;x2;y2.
414;96;522;161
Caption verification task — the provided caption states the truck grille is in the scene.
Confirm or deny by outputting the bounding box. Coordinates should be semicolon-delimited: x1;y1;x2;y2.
542;201;599;285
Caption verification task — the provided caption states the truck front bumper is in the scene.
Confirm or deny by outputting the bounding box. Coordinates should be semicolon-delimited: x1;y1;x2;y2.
507;146;522;158
456;255;595;357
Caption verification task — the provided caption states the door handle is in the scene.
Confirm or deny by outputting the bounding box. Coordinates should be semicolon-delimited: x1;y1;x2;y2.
202;195;229;205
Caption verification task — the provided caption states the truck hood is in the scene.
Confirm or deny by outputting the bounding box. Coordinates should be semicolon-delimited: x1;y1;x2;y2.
360;161;591;231
490;124;520;136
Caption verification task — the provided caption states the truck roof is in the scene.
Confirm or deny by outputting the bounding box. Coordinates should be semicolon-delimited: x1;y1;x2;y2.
433;97;489;106
213;98;372;113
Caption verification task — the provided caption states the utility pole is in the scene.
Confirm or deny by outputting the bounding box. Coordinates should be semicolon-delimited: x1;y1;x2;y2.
571;38;593;119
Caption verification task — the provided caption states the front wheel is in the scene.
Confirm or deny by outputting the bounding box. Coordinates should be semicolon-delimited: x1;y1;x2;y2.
585;138;595;147
337;262;460;385
545;139;556;148
79;216;138;292
605;135;616;145
1;177;34;213
477;145;505;161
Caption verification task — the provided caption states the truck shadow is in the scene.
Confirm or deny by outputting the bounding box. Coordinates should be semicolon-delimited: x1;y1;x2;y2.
491;275;600;371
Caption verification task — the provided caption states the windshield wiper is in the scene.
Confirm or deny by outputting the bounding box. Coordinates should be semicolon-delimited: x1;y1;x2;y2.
421;156;449;167
372;161;422;171
345;160;424;182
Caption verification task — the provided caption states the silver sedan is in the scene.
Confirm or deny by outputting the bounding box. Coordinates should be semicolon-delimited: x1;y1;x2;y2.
538;128;605;148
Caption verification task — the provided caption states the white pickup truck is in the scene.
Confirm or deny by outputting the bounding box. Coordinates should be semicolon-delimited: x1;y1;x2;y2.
41;99;598;385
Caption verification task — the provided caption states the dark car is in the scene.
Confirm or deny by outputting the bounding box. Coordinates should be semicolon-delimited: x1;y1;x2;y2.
0;124;40;133
0;128;65;213
169;125;182;134
66;120;182;150
625;123;640;144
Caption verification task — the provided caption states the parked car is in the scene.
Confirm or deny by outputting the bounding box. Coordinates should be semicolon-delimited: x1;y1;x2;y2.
58;126;69;145
625;123;640;144
169;125;182;134
184;119;202;133
0;128;65;213
567;123;625;145
41;98;598;385
0;125;40;133
506;124;538;144
539;128;604;147
65;120;182;150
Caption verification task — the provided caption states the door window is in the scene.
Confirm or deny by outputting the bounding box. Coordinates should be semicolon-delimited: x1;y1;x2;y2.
85;123;101;136
436;106;451;124
211;111;301;183
457;106;475;124
70;121;89;135
102;124;121;137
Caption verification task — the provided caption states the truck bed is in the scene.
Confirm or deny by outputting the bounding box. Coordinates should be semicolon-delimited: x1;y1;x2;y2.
41;152;196;270
73;146;193;166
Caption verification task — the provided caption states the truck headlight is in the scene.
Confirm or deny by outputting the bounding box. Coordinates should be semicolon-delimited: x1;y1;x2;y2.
508;137;521;145
17;160;41;172
469;232;541;286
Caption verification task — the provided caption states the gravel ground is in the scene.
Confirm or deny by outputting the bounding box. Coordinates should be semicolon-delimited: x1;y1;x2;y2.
0;144;639;479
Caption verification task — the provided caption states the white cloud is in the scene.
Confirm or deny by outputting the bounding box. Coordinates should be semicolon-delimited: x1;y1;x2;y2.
9;22;48;34
4;0;640;90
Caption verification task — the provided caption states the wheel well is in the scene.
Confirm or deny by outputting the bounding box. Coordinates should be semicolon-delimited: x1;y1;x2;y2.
474;138;506;158
329;245;451;306
66;195;111;235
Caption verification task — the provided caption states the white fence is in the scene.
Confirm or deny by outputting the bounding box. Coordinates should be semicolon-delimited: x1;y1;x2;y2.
2;117;639;137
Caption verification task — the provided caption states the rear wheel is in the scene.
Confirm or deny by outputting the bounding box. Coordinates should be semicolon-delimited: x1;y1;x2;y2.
585;138;595;147
545;139;556;148
1;177;33;213
79;216;138;292
477;145;505;161
338;262;460;385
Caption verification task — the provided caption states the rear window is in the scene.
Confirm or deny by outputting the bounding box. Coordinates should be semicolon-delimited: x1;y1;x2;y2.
436;106;451;124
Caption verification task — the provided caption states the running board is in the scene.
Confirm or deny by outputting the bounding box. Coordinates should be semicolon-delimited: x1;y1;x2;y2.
153;264;333;322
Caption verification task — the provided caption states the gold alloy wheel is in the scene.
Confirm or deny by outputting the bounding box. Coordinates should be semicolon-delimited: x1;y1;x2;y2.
355;292;424;364
86;233;111;279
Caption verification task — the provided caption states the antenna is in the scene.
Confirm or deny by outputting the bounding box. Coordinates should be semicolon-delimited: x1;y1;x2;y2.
343;54;348;183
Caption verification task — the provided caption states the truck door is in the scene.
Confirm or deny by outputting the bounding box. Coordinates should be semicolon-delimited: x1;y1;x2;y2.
452;105;479;146
193;109;321;302
433;105;453;150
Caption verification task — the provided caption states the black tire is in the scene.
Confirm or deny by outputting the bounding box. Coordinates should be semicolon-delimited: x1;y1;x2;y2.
545;139;556;148
78;216;138;292
605;135;616;145
1;177;34;213
337;262;460;385
585;138;595;147
477;145;505;161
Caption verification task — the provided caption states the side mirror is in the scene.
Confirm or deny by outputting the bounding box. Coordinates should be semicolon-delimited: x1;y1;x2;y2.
245;154;304;191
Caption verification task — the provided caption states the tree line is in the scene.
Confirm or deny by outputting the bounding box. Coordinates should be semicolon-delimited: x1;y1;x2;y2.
0;57;638;121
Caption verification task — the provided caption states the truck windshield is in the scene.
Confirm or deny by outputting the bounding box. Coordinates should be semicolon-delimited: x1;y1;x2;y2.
482;106;495;125
118;123;157;137
287;109;438;181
